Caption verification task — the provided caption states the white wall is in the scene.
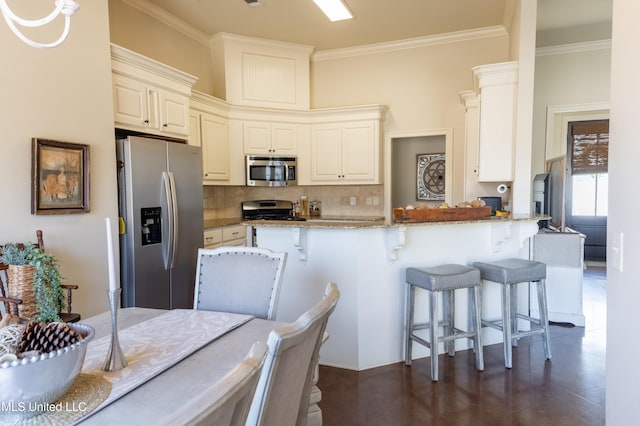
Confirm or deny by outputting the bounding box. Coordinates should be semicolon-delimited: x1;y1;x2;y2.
391;135;446;209
606;0;640;422
532;47;611;175
310;36;510;206
0;1;116;317
108;0;213;94
511;0;537;215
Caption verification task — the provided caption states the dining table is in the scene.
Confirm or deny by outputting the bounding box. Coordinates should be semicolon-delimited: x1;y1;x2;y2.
70;307;283;425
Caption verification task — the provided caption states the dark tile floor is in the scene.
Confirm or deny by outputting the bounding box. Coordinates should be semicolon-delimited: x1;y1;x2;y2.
318;266;606;426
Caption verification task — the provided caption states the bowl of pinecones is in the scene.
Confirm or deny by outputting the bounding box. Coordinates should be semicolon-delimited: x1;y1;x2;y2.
0;318;94;420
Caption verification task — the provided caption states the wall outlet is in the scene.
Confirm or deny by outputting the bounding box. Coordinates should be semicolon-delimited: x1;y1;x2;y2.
350;196;357;206
366;196;372;205
372;196;379;206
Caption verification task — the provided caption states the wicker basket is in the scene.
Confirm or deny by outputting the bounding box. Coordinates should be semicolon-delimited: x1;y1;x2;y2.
7;265;37;320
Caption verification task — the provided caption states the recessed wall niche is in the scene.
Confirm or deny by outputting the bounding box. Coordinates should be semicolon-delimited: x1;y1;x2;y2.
391;135;446;209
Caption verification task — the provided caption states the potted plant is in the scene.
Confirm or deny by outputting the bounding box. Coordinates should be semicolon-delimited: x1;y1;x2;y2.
0;243;64;322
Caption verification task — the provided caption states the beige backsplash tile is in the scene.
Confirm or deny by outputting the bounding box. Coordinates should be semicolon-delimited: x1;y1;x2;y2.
203;185;384;219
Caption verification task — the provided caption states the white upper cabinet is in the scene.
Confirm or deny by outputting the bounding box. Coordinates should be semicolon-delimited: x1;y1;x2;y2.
200;113;230;182
242;121;298;155
471;61;518;182
210;33;313;111
309;106;386;185
190;91;244;185
188;110;201;147
111;44;197;139
313;123;380;183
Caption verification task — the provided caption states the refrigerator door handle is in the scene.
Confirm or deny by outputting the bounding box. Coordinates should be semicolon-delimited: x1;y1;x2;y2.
162;171;174;270
168;171;179;269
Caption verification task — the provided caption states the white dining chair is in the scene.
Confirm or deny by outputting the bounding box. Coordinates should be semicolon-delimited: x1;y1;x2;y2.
194;246;287;320
246;282;340;426
163;341;268;426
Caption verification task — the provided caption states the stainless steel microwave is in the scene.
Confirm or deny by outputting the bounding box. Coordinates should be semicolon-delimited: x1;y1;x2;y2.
246;155;297;187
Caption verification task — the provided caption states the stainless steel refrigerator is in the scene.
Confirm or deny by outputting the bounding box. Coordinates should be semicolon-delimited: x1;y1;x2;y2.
116;135;204;309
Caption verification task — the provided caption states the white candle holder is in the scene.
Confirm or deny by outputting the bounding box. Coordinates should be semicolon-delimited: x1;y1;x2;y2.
102;289;127;371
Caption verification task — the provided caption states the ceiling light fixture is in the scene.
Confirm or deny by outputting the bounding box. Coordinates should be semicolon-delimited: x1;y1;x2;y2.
313;0;353;22
1;0;80;49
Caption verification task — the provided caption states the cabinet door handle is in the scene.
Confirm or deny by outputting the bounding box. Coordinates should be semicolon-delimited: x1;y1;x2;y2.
163;123;168;128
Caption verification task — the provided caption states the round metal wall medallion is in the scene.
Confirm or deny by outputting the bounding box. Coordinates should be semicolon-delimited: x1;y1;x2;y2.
416;154;445;200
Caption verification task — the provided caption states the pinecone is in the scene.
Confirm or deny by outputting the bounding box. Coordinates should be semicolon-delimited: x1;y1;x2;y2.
18;321;82;354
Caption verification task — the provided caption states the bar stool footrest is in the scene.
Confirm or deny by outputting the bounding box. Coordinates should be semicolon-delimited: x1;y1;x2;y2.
481;319;504;331
409;334;432;349
412;320;453;331
515;313;543;325
512;328;547;340
440;329;476;342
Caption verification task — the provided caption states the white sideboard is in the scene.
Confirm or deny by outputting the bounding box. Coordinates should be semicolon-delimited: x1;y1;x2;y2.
532;229;586;326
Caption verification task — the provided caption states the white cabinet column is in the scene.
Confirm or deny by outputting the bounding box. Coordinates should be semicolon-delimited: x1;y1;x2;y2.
472;61;518;182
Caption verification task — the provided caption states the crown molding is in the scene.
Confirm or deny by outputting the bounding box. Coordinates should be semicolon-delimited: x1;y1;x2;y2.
121;0;210;46
536;39;612;57
111;43;198;91
119;1;507;61
210;32;315;53
312;26;508;62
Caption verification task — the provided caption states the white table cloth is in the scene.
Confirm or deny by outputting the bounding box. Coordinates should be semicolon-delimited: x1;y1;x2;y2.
76;308;281;425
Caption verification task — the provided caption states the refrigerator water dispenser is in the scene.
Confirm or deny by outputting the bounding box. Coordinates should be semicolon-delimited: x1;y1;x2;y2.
141;207;162;246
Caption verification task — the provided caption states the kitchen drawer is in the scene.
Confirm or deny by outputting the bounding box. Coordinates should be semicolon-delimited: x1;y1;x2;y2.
204;229;222;248
222;225;246;242
224;239;246;247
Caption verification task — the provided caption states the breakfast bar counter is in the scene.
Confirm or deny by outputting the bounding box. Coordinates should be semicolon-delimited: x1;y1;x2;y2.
252;215;545;371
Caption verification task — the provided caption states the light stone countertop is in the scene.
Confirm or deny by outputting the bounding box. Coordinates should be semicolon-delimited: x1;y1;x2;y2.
203;217;245;229
238;214;549;229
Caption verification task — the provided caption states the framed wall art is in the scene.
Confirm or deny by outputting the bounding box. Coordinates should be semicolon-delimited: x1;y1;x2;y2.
416;153;445;201
31;138;90;215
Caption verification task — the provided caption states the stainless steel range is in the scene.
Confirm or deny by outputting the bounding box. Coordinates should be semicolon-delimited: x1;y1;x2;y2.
241;200;306;221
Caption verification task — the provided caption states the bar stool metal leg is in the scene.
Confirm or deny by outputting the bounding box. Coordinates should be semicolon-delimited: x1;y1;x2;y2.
471;286;484;371
537;279;552;360
510;283;519;348
404;284;415;366
502;283;513;369
443;290;455;356
429;290;439;381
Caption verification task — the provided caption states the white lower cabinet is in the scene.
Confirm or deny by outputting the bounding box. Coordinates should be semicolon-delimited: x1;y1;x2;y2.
203;228;222;249
222;225;247;246
204;225;247;249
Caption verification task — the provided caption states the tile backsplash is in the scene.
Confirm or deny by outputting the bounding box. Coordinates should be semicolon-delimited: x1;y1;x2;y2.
203;185;384;220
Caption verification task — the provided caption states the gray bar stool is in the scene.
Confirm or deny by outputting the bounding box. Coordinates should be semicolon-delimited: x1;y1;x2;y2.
404;264;484;381
473;258;552;369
